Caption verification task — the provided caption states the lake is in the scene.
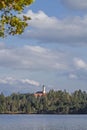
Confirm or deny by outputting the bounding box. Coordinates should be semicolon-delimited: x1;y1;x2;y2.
0;114;87;130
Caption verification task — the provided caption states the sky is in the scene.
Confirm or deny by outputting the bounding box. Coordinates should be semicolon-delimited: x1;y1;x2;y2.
1;0;87;95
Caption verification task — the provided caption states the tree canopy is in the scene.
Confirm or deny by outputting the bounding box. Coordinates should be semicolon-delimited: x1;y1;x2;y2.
0;0;33;37
0;90;87;114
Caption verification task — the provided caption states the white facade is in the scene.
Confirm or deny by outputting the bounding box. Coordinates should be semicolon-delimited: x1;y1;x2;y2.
43;85;46;94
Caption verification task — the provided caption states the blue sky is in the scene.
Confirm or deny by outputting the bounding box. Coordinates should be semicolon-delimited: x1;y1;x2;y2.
1;0;87;95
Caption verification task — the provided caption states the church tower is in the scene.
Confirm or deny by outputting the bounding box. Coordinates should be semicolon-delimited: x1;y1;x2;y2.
34;85;46;97
43;85;46;94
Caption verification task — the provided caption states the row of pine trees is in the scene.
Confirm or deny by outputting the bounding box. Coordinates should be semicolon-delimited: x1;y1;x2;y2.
0;89;87;114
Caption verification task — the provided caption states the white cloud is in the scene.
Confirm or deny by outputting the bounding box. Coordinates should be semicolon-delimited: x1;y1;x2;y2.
62;0;87;10
69;73;77;79
74;58;87;69
22;10;87;45
0;77;40;87
0;77;40;94
0;43;67;71
21;79;40;87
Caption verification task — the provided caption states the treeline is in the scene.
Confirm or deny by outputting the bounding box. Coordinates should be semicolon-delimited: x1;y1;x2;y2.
0;89;87;114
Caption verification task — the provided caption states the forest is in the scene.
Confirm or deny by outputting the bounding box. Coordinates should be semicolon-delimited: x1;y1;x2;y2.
0;89;87;114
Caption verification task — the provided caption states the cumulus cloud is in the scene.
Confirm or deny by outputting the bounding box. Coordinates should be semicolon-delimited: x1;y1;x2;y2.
66;58;87;81
0;77;40;95
74;58;87;69
22;10;87;45
0;77;40;87
0;43;87;92
69;70;87;81
21;79;40;86
61;0;87;10
0;43;67;71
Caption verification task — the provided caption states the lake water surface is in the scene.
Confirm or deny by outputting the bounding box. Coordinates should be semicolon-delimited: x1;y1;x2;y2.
0;114;87;130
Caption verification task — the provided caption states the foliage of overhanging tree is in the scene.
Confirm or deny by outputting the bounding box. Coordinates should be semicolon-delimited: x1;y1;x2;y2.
0;0;33;37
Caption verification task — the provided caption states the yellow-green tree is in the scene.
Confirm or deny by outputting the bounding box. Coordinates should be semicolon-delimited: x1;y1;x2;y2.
0;0;33;37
